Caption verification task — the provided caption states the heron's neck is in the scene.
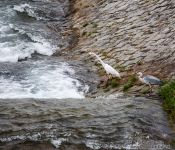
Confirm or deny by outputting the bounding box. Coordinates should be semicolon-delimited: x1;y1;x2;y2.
138;74;143;81
139;74;143;78
93;53;105;66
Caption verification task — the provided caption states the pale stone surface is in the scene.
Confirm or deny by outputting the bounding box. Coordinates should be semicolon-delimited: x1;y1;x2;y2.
71;0;175;79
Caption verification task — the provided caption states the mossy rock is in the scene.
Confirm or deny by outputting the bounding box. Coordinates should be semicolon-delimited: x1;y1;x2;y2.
123;83;132;92
98;69;106;76
102;52;108;58
159;80;175;123
123;75;138;91
115;65;126;72
108;79;119;88
141;87;150;94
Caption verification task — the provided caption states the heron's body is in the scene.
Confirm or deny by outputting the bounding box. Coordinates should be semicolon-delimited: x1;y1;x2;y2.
142;75;162;85
137;72;162;92
103;63;120;77
89;52;121;78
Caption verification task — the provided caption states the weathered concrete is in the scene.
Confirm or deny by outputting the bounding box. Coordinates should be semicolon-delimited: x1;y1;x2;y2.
70;0;175;80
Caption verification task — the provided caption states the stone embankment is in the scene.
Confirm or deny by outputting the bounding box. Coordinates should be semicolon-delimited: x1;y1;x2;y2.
69;0;175;82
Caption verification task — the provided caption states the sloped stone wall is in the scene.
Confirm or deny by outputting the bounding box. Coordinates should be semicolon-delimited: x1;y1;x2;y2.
71;0;175;79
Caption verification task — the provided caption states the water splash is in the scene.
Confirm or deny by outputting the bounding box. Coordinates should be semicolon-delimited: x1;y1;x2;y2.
0;61;88;99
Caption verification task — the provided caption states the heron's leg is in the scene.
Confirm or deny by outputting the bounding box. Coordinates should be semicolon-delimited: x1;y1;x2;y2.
148;84;152;93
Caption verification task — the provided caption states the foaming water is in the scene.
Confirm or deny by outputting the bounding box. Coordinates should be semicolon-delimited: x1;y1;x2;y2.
13;2;65;21
0;17;56;62
0;0;68;62
0;59;88;99
13;4;36;19
0;0;87;98
0;0;91;99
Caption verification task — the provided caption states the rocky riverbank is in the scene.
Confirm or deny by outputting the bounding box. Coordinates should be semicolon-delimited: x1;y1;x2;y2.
62;0;174;95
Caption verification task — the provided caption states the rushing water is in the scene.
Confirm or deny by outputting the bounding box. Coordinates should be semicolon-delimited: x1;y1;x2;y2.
0;96;174;149
0;0;174;149
0;0;89;98
0;58;90;99
0;0;63;62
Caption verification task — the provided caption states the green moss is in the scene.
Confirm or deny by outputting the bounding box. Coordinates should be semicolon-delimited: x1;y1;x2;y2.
82;22;98;28
102;52;108;58
123;84;131;91
110;79;119;88
123;75;138;91
100;78;120;90
82;31;97;37
86;32;92;37
91;31;98;36
159;80;175;122
141;88;150;94
98;69;105;76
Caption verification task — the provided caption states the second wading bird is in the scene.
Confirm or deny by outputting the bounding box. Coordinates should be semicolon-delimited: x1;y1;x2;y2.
137;72;162;92
89;52;121;79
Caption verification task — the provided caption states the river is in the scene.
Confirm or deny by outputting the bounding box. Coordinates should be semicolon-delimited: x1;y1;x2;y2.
0;0;174;149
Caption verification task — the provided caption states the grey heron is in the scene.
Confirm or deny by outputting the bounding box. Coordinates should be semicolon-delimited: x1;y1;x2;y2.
137;72;162;92
89;52;121;79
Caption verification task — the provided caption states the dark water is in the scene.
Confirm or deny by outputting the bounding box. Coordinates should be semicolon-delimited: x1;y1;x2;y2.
0;96;174;149
0;0;174;149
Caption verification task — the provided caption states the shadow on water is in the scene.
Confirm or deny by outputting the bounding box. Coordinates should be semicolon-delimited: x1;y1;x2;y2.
0;96;174;149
